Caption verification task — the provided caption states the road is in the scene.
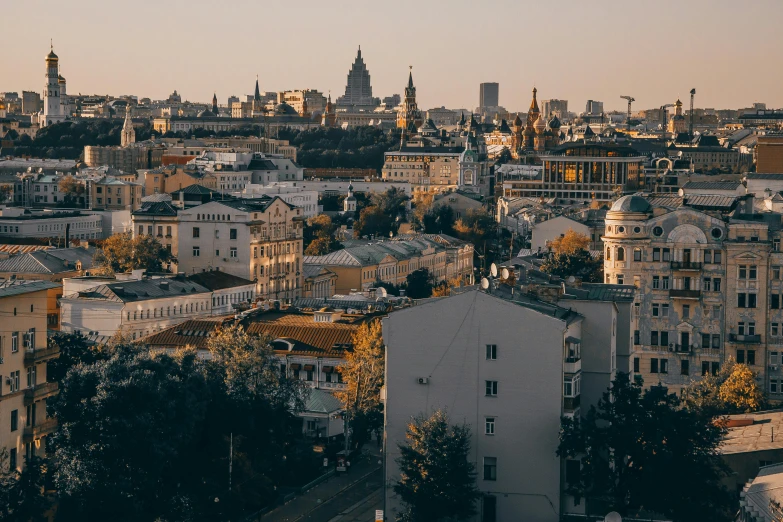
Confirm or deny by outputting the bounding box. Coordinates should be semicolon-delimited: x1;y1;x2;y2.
295;467;382;522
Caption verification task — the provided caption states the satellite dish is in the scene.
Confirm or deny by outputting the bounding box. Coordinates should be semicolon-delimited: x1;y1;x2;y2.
378;287;387;298
604;512;622;522
480;277;490;290
501;267;510;280
490;263;498;277
567;275;576;284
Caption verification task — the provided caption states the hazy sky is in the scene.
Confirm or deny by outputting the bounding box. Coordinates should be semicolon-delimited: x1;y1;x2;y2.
3;0;781;113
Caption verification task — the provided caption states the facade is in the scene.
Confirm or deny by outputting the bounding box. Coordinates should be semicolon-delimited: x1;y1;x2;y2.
584;100;604;116
756;135;783;174
132;200;179;256
304;235;473;295
542;99;568;119
0;280;62;472
479;83;499;109
0;209;104;240
90;176;143;211
84;144;164;173
506;143;644;203
383;282;630;521
35;46;67;127
302;265;337;298
382;146;462;193
176;197;304;302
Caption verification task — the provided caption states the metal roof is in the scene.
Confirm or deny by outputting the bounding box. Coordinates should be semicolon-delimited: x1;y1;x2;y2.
0;280;60;298
0;247;95;274
303;388;343;414
66;277;211;303
682;181;742;190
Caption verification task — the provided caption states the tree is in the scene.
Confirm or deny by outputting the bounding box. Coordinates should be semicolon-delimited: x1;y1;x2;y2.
558;373;732;522
432;276;462;297
422;205;455;235
49;330;309;522
394;410;480;522
0;185;11;204
683;358;763;415
336;320;385;449
549;229;591;255
354;205;396;239
93;232;175;274
47;332;105;383
372;187;409;222
404;268;434;299
540;249;603;283
453;208;494;246
411;192;434;228
58;175;85;204
304;215;343;256
0;452;49;522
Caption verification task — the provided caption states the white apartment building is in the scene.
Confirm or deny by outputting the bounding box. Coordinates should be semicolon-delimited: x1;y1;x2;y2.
383;280;632;521
238;185;320;218
0;208;103;240
176;197;304;302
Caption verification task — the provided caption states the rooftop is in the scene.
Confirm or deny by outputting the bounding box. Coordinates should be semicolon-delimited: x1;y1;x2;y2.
65;277;211;303
0;247;95;275
682;181;742;190
186;270;255;291
0;279;61;299
720;411;783;455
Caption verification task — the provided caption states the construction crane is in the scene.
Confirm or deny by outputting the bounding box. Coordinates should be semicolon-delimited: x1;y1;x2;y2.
689;88;696;139
620;95;635;131
660;104;675;135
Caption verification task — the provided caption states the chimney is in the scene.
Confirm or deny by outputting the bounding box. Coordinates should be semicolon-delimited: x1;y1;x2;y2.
159;281;169;290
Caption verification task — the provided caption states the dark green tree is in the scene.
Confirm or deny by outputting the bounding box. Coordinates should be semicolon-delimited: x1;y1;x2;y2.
354;205;396;239
371;187;409;222
303;215;343;256
394;410;480;522
422;205;455;235
557;373;732;522
0;453;50;522
404;268;434;299
540;250;602;283
47;332;104;384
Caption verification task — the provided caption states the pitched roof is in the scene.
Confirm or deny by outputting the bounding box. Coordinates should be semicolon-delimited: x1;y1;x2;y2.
682;181;742;190
66;277;210;303
0;247;96;274
245;312;370;357
303;388;343;414
0;280;60;298
133;201;178;216
186;271;254;290
136;317;232;350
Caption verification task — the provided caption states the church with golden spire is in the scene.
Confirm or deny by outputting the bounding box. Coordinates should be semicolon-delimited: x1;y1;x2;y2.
510;87;561;156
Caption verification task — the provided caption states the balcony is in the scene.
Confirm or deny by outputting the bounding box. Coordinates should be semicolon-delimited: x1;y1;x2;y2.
669;289;701;299
563;358;582;374
670;261;703;271
320;381;347;390
24;382;58;406
564;395;581;412
22;418;57;443
730;333;762;344
24;346;60;363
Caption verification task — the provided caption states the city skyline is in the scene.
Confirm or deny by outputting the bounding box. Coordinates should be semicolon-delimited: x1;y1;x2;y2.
1;0;782;113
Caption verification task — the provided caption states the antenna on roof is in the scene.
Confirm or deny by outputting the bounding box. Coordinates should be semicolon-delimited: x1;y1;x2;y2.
480;277;490;291
501;267;510;280
490;263;498;278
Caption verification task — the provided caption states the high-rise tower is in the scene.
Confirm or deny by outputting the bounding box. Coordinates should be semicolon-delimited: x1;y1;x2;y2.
336;46;378;109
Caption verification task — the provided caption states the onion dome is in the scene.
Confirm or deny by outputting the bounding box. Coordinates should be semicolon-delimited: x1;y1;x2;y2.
513;114;523;127
46;49;58;62
196;108;213;118
534;113;546;134
548;115;561;129
583;125;595;138
274;102;298;115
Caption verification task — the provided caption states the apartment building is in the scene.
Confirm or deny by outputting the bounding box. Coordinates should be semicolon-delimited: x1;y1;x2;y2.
0;281;61;472
383;280;631;521
603;193;783;396
132;200;179;256
303;235;474;295
176;197;304;302
382;146;462;193
90;176;142;211
0;246;96;282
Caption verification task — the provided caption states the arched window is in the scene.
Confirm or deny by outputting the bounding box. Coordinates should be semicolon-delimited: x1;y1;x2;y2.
606;247;611;260
617;247;625;261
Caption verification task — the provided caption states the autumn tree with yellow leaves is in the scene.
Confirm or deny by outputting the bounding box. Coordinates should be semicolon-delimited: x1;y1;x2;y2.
336;320;385;449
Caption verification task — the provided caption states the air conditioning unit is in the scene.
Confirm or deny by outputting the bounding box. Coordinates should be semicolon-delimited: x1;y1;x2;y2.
771;365;779;372
417;377;429;385
5;377;11;386
0;357;4;364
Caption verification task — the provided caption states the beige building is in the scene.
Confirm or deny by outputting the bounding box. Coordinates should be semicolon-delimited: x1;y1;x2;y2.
142;166;207;196
84;144;164;173
90;176;142;211
0;281;61;472
603;193;783;397
382;147;462;193
132;201;179;257
303;235;473;295
756;135;783;174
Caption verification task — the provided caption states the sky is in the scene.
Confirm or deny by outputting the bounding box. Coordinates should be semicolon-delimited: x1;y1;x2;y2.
2;0;782;113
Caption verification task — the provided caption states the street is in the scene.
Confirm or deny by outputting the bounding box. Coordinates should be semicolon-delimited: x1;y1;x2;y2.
292;467;382;522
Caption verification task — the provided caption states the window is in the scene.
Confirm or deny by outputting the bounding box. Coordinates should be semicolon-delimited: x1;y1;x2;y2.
661;331;669;346
192;227;200;238
653;304;660;317
633;357;640;372
10;409;18;431
703;277;712;291
651;358;659;373
662;248;671;261
713;278;721;291
483;457;497;481
773;294;781;309
774;323;780;337
253;247;258;258
702;361;710;376
682;305;690;319
617;275;624;285
486;344;497;360
702;334;711;349
661;304;669;317
771;351;780;365
485;417;495;435
652;248;660;261
633;248;641;262
737;349;745;364
714;251;722;264
651;331;659;346
192;246;200;257
660;359;668;374
230;228;237;240
230;247;238;258
681;359;689;376
11;332;18;352
662;276;670;290
772;380;780;394
748;350;756;366
617;247;625;261
485;381;498;396
634;330;640;345
738;293;757;308
482;495;497;522
704;250;712;263
652;276;660;289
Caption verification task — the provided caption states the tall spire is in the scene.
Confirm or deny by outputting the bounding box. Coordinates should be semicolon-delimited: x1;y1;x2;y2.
407;66;414;90
357;45;361;60
254;75;260;101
